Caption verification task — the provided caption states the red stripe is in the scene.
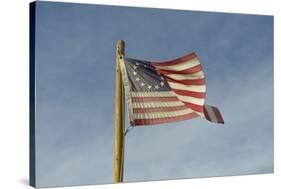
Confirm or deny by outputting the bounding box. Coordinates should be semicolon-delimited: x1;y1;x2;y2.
133;105;188;113
131;96;179;103
151;52;197;66
157;64;202;75
166;77;206;85
203;106;211;121
212;107;224;124
172;89;206;98
133;112;198;126
184;102;204;112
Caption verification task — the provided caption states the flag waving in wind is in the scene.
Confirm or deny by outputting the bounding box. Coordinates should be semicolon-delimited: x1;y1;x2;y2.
119;52;224;126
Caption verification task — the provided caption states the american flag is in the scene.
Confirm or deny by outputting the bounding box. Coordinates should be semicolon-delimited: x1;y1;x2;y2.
119;52;224;126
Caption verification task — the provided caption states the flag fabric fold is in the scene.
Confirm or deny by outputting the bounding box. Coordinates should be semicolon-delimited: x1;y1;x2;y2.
119;52;224;126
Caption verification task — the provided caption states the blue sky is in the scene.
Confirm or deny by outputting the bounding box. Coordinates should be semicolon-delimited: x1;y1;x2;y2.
34;1;273;187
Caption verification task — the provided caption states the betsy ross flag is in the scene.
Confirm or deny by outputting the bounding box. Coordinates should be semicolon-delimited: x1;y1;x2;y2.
119;52;224;126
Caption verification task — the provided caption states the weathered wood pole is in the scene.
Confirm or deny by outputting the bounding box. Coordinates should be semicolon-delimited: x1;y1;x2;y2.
114;40;125;183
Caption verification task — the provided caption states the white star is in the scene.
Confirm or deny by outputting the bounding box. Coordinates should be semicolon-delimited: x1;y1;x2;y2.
160;81;164;86
140;82;145;86
148;85;152;89
136;62;140;66
135;77;140;81
133;71;137;75
154;85;159;89
133;65;137;69
144;64;147;68
160;76;164;80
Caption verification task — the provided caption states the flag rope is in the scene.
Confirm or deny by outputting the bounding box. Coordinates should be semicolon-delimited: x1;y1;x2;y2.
124;125;134;136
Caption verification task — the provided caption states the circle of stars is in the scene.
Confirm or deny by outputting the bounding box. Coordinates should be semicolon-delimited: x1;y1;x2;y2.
132;61;165;90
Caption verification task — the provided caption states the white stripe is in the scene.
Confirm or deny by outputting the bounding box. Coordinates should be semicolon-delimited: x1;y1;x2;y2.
205;105;218;123
156;58;200;71
131;91;175;97
167;71;205;80
175;94;205;106
132;101;184;108
168;82;206;93
195;112;204;117
133;108;194;119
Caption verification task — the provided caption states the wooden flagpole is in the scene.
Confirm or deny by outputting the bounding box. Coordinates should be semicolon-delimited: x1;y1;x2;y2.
114;40;125;183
